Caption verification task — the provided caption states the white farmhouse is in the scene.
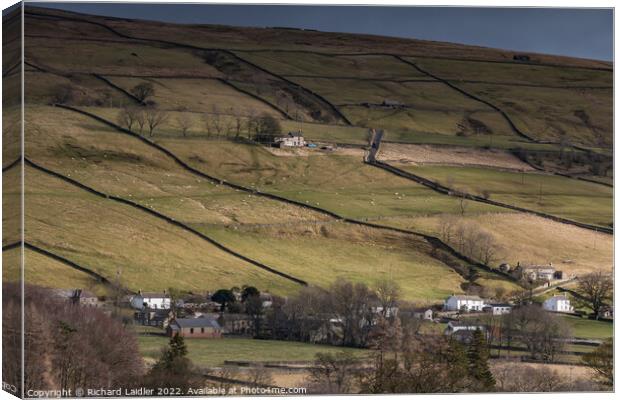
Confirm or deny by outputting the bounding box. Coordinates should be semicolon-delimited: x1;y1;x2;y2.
130;291;171;310
483;303;512;315
274;131;306;147
444;294;485;312
543;295;573;313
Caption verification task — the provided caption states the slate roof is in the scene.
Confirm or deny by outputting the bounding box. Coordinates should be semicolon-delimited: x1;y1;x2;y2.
170;318;221;330
450;295;483;301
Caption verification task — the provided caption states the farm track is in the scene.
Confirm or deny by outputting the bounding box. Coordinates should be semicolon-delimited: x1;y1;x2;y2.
16;157;309;286
53;104;517;284
2;241;116;289
25;11;351;125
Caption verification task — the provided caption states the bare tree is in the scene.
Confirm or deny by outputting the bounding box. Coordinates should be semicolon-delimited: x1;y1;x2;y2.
582;338;613;387
130;82;155;103
374;279;400;319
117;106;140;131
576;271;613;319
307;351;359;394
176;113;193;137
144;107;168;137
458;196;468;216
135;108;146;134
202;113;213;137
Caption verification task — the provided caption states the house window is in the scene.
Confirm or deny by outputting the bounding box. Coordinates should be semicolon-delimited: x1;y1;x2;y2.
201;328;205;333
190;328;194;334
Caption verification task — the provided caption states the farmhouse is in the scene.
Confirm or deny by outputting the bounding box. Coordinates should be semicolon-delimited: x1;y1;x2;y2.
167;317;222;338
514;263;556;282
543;295;573;313
130;290;171;310
274;131;306;147
444;294;485;312
483;303;512;315
72;289;101;307
411;307;434;321
51;289;102;307
134;309;174;327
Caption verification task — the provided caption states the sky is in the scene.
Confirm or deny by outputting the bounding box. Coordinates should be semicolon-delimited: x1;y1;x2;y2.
29;2;613;61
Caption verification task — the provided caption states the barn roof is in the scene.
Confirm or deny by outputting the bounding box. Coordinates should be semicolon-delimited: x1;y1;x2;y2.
170;317;221;330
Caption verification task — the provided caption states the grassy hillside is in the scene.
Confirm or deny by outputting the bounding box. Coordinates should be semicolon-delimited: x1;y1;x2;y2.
3;247;111;296
8;6;612;307
23;105;468;301
22;164;300;295
399;165;612;227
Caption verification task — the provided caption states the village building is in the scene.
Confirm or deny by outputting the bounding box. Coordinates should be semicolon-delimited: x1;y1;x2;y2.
412;308;434;321
513;263;556;282
219;313;254;335
543;295;574;313
167;317;222;338
483;303;512;315
444;294;486;312
51;289;102;307
72;290;101;307
274;131;306;147
130;291;171;310
134;309;174;327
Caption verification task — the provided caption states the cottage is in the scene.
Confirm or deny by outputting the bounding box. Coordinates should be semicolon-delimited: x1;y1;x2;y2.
543;295;573;313
483;303;512;315
167;317;222;338
412;308;434;321
274;131;306;147
130;291;171;310
515;263;555;282
135;309;174;327
72;290;101;307
444;295;485;312
219;313;253;335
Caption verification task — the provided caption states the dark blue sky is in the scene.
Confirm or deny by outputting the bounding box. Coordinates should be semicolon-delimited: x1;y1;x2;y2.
34;3;613;61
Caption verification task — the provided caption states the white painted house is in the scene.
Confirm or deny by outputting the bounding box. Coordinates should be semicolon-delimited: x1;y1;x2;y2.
444;295;486;312
543;295;573;313
130;291;171;310
275;132;306;147
483;303;512;315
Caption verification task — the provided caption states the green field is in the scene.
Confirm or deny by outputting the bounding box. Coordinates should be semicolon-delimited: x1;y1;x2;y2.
400;165;612;227
561;315;613;339
137;336;369;367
